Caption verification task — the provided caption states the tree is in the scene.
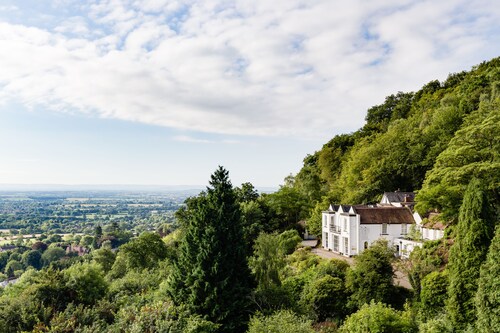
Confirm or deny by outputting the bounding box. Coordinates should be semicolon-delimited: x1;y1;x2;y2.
264;186;308;230
476;225;500;332
31;241;48;252
93;225;103;249
247;310;315;333
80;235;94;247
235;182;259;203
300;275;348;322
446;178;496;329
416;98;500;220
249;233;285;290
420;270;448;318
41;247;66;266
167;166;252;332
346;240;395;309
119;232;168;270
339;301;416;333
21;250;42;270
64;262;108;305
240;200;268;250
278;229;302;255
4;260;22;277
92;248;116;273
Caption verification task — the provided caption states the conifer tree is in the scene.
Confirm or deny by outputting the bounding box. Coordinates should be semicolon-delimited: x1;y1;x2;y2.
167;166;252;332
476;225;500;332
446;178;495;330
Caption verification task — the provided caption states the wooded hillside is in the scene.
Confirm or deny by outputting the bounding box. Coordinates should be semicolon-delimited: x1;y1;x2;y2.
288;57;499;234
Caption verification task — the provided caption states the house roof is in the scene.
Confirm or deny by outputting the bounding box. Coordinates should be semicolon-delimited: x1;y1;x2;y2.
382;192;415;203
325;204;354;214
354;206;415;224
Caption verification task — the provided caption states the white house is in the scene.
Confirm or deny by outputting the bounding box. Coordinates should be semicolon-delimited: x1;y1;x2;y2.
321;205;416;257
379;191;416;209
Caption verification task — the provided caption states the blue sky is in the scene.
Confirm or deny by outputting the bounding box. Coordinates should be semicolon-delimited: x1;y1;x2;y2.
0;0;499;187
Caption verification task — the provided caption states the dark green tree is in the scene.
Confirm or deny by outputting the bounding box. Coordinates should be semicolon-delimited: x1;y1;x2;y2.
235;182;259;203
21;250;42;270
300;275;348;322
420;270;448;318
446;178;495;330
476;225;500;332
93;225;103;249
167;166;252;332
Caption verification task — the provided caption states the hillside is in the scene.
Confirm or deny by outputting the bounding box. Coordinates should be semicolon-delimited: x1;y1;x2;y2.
289;57;500;234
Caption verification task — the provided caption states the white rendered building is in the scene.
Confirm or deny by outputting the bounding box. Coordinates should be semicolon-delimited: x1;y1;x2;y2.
321;205;416;257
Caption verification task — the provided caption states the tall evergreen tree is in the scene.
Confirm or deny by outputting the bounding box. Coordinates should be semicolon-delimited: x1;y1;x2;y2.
446;178;495;330
476;225;500;332
167;166;252;332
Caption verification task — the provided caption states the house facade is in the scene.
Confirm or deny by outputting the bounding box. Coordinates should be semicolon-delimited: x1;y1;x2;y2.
321;205;415;257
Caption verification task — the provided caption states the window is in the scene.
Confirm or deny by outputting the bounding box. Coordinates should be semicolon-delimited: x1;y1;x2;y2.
333;235;339;252
343;237;349;254
323;216;327;227
382;223;388;234
401;224;407;235
324;233;328;247
343;218;347;232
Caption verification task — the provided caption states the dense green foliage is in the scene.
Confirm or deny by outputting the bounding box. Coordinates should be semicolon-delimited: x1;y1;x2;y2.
248;310;315;333
286;58;500;229
420;270;448;318
446;178;496;329
346;240;395;309
167;167;252;332
339;301;416;333
475;225;500;332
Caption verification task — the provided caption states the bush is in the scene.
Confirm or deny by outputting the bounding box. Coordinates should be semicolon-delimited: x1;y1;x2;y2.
340;301;416;333
248;310;315;333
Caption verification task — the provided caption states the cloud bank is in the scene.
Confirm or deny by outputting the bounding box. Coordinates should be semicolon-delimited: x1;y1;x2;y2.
0;0;499;137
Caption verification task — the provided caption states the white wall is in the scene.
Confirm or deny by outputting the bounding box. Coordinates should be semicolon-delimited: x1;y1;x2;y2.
322;211;411;257
398;238;423;258
422;227;444;241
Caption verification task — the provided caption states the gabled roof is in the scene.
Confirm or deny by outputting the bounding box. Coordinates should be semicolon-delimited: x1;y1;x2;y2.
325;204;354;213
382;192;415;203
338;205;353;213
353;206;415;224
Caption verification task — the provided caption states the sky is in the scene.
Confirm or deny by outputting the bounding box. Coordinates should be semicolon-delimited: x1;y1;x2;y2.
0;0;499;188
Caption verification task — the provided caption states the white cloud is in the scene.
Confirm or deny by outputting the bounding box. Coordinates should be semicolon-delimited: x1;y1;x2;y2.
0;0;499;138
173;135;214;143
172;135;240;144
0;5;18;12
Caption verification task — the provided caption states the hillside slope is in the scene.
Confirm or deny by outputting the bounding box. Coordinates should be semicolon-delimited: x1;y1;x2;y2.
291;57;500;234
